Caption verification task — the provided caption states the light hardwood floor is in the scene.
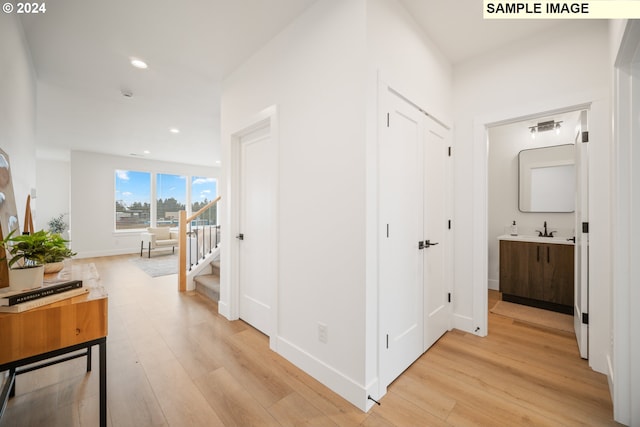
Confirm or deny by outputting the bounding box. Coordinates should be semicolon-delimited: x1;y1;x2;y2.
1;256;619;426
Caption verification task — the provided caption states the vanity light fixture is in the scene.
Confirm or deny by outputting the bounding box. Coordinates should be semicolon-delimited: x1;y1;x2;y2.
528;120;563;137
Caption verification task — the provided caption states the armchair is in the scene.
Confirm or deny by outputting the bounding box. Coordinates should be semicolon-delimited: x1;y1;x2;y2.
140;227;179;258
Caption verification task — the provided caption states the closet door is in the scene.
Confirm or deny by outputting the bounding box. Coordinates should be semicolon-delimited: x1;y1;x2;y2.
379;91;424;388
423;118;451;350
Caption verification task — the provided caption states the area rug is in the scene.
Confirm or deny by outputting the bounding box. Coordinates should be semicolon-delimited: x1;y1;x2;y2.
129;253;178;277
490;300;573;333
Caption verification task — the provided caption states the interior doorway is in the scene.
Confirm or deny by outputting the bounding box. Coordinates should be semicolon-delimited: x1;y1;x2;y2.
486;108;589;355
228;106;279;349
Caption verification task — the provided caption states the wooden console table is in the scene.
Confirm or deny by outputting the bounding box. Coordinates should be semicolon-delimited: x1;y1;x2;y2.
0;263;108;426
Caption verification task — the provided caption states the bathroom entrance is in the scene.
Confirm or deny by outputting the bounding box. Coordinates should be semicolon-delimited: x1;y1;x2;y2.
486;107;589;359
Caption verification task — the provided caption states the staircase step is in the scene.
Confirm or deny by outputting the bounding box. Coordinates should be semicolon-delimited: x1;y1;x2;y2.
194;274;220;302
211;260;220;276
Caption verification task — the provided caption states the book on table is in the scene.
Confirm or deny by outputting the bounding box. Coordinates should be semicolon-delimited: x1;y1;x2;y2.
0;279;83;306
0;287;88;313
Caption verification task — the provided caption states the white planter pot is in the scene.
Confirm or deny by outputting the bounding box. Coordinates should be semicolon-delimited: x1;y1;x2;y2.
44;261;64;274
8;265;44;291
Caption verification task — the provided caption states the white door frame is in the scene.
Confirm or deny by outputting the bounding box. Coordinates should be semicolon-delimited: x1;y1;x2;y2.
612;20;640;426
226;105;279;351
472;100;593;337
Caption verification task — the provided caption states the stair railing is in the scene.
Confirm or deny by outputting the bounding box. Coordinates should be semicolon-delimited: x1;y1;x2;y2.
178;196;221;291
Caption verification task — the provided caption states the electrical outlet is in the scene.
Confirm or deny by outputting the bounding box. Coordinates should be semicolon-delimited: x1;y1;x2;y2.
318;322;328;343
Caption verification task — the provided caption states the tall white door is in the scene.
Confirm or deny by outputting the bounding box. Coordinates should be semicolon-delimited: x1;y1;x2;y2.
423;121;450;351
574;110;589;359
238;123;274;336
379;92;424;388
380;90;451;388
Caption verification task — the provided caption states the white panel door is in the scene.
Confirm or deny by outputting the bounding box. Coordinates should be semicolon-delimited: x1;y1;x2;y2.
423;120;450;350
239;124;274;336
379;92;424;388
574;110;589;359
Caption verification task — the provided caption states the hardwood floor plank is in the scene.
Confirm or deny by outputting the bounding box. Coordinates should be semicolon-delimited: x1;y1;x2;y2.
370;390;450;427
268;392;340;427
142;358;225;427
359;412;396;427
194;367;279;427
386;371;456;420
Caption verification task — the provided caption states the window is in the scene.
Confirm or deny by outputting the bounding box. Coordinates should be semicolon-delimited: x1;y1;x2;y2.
156;173;186;226
114;171;217;231
115;170;151;230
191;176;218;226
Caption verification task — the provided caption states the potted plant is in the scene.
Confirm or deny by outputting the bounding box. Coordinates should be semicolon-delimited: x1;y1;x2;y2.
1;230;77;290
47;214;67;235
39;232;77;273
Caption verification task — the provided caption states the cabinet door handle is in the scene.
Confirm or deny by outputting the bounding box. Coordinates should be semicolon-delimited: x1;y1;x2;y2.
547;246;550;263
537;246;540;262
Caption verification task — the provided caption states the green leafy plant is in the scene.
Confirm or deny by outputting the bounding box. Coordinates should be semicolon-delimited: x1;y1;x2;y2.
0;230;77;268
47;214;67;234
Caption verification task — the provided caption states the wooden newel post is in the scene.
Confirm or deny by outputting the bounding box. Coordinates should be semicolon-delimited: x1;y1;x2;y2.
178;210;187;292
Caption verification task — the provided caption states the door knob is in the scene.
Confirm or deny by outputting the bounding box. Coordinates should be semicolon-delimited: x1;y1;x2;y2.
236;233;244;240
424;240;439;248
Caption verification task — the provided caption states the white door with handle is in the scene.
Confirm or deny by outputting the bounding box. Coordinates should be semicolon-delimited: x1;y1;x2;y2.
423;120;451;351
238;123;275;337
379;91;424;387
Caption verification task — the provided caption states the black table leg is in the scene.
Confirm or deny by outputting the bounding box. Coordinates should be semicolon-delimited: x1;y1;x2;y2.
99;340;107;427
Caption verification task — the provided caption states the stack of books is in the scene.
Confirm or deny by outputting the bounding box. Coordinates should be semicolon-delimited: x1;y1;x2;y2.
0;280;87;313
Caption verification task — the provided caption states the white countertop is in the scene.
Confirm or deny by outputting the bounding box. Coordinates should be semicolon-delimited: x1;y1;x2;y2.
498;234;575;245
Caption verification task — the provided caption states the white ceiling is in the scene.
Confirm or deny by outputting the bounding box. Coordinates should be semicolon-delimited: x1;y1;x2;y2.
21;0;566;167
399;0;564;64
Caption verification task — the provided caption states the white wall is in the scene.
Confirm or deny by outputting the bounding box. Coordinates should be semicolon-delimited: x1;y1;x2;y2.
221;0;453;411
70;150;218;257
36;157;70;237
0;14;37;231
453;20;611;375
221;0;368;409
487;120;576;290
366;0;452;123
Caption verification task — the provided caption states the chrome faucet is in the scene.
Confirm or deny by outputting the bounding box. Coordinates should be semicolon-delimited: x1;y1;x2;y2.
537;221;556;238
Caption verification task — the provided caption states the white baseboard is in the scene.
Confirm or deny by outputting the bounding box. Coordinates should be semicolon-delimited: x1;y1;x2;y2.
75;248;139;258
276;336;369;411
488;278;499;290
218;300;231;319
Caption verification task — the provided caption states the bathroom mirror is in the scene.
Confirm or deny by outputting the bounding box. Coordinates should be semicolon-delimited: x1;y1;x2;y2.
519;144;575;212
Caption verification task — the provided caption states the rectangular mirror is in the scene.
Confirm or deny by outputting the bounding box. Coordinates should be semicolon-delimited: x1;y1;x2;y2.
519;144;575;212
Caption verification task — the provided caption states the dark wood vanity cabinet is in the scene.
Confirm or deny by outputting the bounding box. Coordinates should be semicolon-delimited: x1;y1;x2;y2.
499;240;574;313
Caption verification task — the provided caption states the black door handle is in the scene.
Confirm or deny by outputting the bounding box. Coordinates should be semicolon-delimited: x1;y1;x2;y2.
424;240;439;248
236;233;244;240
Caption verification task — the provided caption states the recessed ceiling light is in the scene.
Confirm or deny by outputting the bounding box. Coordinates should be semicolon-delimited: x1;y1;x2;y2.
169;128;180;134
143;150;151;154
215;160;221;165
130;58;148;69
